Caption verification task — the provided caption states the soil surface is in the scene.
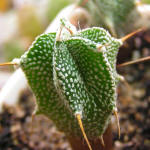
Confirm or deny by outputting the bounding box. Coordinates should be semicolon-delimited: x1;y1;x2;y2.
0;30;150;150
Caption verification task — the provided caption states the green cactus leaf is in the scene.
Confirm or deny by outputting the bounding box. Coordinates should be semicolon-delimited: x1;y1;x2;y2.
20;33;78;135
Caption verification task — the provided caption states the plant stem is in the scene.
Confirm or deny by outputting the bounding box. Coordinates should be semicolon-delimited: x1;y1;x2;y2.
68;124;113;150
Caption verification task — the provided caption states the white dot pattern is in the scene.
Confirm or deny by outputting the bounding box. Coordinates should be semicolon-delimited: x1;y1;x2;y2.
20;26;122;138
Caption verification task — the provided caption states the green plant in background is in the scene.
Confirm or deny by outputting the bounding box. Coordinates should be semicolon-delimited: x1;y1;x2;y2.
79;0;150;37
79;0;135;37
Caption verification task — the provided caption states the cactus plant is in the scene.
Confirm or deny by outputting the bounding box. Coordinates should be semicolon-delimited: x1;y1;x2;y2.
1;18;143;150
0;0;150;150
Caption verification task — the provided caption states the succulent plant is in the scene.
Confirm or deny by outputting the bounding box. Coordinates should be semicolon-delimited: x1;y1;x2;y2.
1;0;150;149
1;19;127;150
